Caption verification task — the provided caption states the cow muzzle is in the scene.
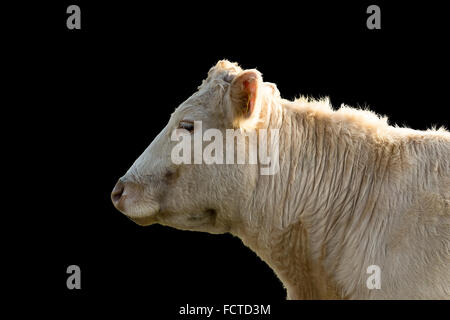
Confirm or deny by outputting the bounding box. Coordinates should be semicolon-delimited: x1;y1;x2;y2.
111;177;160;226
111;177;144;213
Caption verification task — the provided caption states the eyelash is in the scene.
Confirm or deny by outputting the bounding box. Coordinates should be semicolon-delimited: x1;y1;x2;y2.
178;120;194;132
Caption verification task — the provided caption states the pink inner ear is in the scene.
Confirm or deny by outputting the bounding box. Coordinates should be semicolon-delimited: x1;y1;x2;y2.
243;79;257;116
243;78;256;92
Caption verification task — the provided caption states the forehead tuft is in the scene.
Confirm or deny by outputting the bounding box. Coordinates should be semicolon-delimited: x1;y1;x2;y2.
209;60;242;81
198;60;243;90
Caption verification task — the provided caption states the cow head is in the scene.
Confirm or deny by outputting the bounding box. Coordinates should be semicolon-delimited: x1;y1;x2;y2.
111;60;279;234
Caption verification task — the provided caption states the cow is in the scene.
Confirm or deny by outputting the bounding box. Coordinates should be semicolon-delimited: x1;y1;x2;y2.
111;60;450;299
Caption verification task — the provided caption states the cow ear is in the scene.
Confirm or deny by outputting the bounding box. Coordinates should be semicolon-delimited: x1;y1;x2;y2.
229;69;263;122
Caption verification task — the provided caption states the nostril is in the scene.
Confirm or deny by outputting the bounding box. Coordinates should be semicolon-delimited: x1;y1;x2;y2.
111;180;125;204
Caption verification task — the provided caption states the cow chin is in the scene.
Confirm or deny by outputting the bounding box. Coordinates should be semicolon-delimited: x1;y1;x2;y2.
122;201;161;226
157;209;230;234
128;214;158;226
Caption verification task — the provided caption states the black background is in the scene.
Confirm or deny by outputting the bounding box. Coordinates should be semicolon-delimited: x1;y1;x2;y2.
7;0;449;317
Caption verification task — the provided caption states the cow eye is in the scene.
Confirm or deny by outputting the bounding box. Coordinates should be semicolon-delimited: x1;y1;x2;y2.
178;120;194;132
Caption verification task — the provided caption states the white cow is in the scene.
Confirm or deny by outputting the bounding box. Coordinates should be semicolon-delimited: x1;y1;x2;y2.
111;60;450;299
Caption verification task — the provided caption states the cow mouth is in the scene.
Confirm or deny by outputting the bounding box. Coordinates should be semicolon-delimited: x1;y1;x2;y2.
127;208;218;229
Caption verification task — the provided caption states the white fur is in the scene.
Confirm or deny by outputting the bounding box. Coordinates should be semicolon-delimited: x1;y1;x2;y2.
114;60;450;299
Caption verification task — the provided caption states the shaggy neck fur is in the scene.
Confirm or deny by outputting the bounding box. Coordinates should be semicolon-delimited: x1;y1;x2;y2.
231;93;450;299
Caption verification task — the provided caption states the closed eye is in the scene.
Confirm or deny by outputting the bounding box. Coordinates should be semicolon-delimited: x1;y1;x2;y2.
178;120;194;132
